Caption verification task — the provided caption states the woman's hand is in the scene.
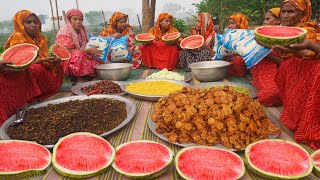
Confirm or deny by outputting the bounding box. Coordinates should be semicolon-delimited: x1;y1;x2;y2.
0;61;24;73
85;46;103;58
111;32;122;39
272;40;311;54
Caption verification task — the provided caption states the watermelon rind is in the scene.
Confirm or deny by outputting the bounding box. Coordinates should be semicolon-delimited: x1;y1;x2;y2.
49;43;70;61
112;140;174;179
254;26;307;49
245;139;313;179
180;35;204;49
0;140;51;179
162;32;181;43
311;149;320;178
52;132;115;179
175;146;245;180
135;33;155;44
0;43;39;68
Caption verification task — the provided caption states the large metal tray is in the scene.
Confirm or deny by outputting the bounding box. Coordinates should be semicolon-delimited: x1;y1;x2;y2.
71;80;127;95
148;108;280;151
193;81;258;99
120;79;191;102
0;95;136;149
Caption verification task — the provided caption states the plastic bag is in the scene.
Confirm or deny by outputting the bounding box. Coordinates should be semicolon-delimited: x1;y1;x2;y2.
213;29;271;68
109;36;132;62
86;36;113;62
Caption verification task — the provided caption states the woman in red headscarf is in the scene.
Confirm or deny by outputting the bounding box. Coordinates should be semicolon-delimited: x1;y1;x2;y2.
56;9;103;78
141;12;180;70
271;0;320;150
0;10;63;125
179;12;215;71
100;12;142;69
251;8;282;107
225;13;249;77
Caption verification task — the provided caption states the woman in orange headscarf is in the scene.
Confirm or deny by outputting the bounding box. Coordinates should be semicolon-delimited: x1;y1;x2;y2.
100;12;142;69
251;8;282;107
225;13;249;77
272;0;320;150
141;12;180;70
179;12;215;71
0;10;63;125
56;9;103;78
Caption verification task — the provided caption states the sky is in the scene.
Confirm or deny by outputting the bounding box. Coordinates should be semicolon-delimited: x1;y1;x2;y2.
0;0;201;31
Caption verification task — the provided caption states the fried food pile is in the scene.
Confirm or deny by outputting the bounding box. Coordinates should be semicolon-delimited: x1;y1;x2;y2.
151;86;280;150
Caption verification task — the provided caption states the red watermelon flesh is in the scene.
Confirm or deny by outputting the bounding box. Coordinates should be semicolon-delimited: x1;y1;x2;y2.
0;43;38;67
180;35;204;49
162;32;181;42
54;134;113;172
247;140;312;178
0;140;50;173
176;147;244;180
50;44;70;61
312;151;320;168
256;26;305;38
114;141;171;174
135;33;155;42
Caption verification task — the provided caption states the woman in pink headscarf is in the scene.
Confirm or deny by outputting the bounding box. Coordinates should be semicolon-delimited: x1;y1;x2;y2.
56;9;103;78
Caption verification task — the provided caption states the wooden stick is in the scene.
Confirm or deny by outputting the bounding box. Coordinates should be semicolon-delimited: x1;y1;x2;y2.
49;0;56;34
137;14;142;31
55;0;60;29
186;12;196;18
102;10;107;27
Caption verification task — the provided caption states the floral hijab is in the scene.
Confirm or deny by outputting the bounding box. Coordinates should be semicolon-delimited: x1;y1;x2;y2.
56;9;88;51
149;12;179;41
190;12;215;45
229;13;249;29
100;12;131;37
5;10;48;58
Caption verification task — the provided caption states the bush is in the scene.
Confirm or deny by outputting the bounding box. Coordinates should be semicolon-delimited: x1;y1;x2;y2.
173;18;189;34
0;45;4;53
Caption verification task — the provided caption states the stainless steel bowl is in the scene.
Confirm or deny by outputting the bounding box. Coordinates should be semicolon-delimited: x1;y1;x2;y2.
189;61;231;82
95;63;132;81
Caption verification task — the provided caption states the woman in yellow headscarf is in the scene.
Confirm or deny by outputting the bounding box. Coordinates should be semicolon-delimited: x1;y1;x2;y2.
100;12;142;69
228;13;249;29
264;8;281;25
271;0;320;150
0;10;63;125
179;12;215;71
141;12;180;70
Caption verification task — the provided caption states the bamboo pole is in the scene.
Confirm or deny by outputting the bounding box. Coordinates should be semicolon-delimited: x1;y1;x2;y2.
102;10;107;27
49;0;57;34
137;14;142;31
55;0;60;29
76;0;79;9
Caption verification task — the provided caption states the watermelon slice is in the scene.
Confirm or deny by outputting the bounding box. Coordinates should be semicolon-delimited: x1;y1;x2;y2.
175;146;245;180
180;35;204;49
254;26;307;48
311;149;320;178
112;140;173;179
0;140;51;179
0;43;39;68
135;33;155;44
49;44;70;61
52;132;115;179
246;139;312;179
162;32;181;43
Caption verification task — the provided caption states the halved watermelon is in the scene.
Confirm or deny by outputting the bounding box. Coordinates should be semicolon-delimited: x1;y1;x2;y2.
52;132;115;179
180;35;204;49
49;44;70;61
112;140;173;179
0;43;39;68
175;146;245;180
162;32;181;43
246;139;312;179
0;140;51;179
135;33;155;44
254;26;307;48
311;149;320;178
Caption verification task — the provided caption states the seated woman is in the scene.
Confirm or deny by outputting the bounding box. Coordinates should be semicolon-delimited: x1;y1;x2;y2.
0;10;63;125
272;0;320;150
225;13;249;77
56;9;102;79
141;12;180;70
100;12;142;69
179;12;215;71
251;8;282;106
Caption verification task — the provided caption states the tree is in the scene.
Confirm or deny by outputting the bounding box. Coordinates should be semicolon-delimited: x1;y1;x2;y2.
0;20;13;34
85;11;104;25
38;14;48;24
142;0;156;33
